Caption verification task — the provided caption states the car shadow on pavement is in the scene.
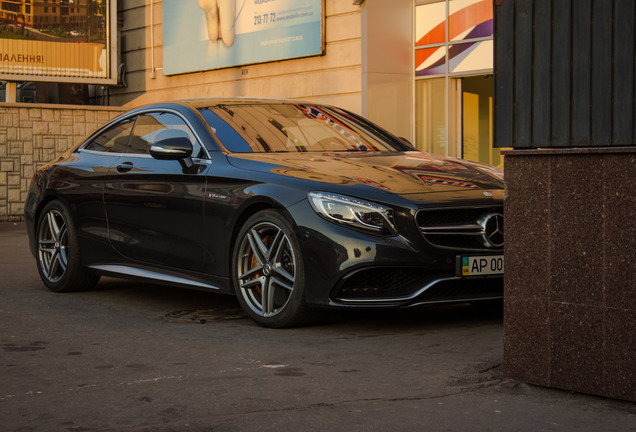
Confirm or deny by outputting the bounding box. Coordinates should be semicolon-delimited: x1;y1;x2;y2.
86;276;502;330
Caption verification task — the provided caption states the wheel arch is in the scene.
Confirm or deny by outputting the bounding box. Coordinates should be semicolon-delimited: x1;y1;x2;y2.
227;198;296;278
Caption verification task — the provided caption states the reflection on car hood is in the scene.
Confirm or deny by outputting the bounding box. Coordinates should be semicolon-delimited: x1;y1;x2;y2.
227;151;504;198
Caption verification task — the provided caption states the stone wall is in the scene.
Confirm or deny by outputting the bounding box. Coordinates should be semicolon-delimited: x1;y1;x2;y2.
503;148;636;402
0;103;125;221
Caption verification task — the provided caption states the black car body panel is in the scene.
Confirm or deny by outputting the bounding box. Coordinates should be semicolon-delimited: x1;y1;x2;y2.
25;98;504;326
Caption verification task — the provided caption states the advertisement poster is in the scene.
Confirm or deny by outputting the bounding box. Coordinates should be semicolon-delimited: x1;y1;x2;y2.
163;0;324;75
0;0;114;83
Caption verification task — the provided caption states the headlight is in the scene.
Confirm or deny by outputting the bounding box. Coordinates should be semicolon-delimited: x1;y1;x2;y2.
308;192;396;234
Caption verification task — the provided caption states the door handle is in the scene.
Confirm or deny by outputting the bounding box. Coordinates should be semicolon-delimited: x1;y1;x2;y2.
116;162;134;173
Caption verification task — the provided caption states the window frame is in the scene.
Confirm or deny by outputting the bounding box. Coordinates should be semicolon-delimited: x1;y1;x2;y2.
79;108;211;160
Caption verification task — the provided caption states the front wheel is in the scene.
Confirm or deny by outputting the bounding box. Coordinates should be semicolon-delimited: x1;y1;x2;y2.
232;210;314;328
36;201;100;292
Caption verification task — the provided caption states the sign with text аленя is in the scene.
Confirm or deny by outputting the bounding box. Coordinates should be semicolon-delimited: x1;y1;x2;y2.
163;0;324;75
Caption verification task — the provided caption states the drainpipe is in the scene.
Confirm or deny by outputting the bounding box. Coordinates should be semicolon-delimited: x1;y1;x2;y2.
149;0;161;79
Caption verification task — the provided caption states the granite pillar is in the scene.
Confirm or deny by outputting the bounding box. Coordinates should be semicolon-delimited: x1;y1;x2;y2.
503;147;636;402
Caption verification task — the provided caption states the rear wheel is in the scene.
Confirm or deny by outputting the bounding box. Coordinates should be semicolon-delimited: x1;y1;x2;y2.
36;201;100;292
232;210;313;328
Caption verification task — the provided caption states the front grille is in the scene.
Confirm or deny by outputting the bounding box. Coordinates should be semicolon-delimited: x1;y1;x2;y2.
334;268;423;300
332;267;503;303
416;206;503;251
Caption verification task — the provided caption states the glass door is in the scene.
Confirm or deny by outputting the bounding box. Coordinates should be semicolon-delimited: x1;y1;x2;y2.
460;75;502;168
415;78;447;155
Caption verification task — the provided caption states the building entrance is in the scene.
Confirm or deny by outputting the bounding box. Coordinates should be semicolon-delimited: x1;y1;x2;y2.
460;75;501;168
413;0;500;167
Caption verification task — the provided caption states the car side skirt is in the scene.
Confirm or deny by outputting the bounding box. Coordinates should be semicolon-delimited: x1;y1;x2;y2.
88;264;230;293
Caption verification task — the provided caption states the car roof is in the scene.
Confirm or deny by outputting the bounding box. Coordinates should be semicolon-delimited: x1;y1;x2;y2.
128;97;331;113
182;97;319;108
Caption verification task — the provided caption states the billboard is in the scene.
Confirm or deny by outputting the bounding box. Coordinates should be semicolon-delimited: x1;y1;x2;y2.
163;0;324;76
0;0;117;84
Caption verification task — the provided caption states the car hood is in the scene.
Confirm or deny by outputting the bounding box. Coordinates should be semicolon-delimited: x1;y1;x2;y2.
227;151;504;201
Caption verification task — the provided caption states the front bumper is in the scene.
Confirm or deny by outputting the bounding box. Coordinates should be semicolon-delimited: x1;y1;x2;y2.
331;267;502;307
287;199;503;308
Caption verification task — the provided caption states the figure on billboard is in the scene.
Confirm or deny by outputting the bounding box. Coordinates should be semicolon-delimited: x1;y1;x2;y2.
198;0;236;47
163;0;323;75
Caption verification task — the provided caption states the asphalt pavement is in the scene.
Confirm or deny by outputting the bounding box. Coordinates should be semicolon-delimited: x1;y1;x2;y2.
1;222;635;431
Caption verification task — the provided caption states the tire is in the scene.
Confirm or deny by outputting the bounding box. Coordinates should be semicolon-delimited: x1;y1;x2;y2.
36;201;100;292
232;210;314;328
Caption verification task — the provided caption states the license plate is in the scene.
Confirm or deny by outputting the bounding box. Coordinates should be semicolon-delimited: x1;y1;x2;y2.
459;255;504;276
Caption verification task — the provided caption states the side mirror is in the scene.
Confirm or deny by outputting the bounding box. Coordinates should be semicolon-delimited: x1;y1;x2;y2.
150;137;193;160
399;137;414;147
150;137;195;169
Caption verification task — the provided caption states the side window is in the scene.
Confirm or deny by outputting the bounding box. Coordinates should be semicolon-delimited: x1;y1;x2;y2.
128;112;205;158
84;117;135;153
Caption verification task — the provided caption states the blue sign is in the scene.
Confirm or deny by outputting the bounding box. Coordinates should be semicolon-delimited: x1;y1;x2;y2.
163;0;324;75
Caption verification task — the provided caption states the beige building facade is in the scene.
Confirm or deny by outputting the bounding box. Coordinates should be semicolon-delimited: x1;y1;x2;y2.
110;1;373;125
0;0;498;220
110;0;497;167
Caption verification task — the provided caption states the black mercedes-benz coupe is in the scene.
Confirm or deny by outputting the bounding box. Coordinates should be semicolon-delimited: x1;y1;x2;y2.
25;98;504;327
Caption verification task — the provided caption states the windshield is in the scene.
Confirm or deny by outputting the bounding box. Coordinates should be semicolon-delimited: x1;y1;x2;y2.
199;103;413;153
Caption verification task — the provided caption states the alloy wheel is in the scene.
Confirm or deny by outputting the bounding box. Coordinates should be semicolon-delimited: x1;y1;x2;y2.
38;209;69;284
236;221;296;318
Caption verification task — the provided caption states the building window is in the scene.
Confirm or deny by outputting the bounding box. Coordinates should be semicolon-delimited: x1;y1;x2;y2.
414;0;501;167
1;1;21;13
